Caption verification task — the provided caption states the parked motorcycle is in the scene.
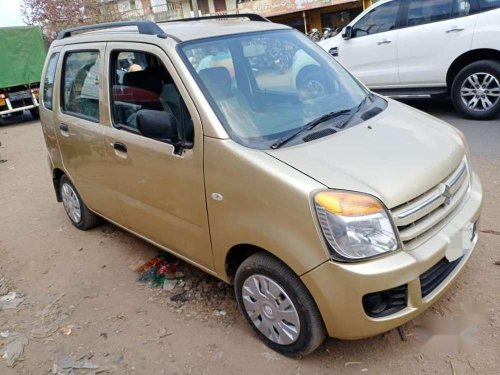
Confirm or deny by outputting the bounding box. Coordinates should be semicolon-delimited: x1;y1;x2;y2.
307;28;321;42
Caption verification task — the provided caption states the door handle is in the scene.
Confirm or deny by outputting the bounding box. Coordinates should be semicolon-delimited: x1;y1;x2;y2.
377;40;392;45
59;123;69;132
112;142;127;153
446;27;464;33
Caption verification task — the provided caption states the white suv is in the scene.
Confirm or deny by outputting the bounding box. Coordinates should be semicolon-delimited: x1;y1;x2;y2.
319;0;500;120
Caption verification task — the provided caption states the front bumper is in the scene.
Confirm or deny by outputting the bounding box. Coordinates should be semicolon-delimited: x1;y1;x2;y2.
301;172;482;339
0;93;39;116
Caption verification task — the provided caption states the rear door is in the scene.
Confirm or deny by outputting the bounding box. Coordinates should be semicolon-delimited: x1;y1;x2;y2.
337;0;403;87
102;42;213;271
397;0;479;86
55;43;122;222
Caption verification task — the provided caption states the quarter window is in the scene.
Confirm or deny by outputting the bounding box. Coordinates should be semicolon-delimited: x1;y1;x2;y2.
43;53;59;110
110;50;194;144
352;0;401;38
407;0;454;27
61;51;100;122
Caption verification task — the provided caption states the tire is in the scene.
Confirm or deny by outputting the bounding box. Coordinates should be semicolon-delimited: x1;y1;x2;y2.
59;175;100;230
30;108;40;119
234;253;326;357
296;68;327;100
451;60;500;120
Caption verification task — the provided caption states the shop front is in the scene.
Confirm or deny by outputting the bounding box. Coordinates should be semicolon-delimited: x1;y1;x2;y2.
237;0;370;34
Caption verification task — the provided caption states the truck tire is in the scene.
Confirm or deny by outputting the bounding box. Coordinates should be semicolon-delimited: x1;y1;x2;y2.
235;253;326;357
451;60;500;120
59;175;101;230
30;108;39;119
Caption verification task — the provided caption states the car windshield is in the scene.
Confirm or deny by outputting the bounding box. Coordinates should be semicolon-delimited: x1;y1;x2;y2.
180;29;369;148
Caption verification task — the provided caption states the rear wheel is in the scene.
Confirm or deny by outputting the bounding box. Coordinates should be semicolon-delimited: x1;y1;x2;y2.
451;60;500;120
234;253;326;357
59;175;100;230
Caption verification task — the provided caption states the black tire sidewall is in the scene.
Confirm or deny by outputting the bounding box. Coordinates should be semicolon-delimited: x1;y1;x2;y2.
451;60;500;120
59;175;86;229
30;108;40;119
234;254;326;357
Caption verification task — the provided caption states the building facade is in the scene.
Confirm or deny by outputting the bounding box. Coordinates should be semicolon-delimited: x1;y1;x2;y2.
238;0;371;34
102;0;372;34
101;0;238;22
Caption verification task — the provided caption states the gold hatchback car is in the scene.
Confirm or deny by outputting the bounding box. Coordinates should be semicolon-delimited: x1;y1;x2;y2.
40;16;482;356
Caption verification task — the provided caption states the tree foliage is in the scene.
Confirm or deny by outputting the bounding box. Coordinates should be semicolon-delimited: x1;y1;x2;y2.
21;0;121;41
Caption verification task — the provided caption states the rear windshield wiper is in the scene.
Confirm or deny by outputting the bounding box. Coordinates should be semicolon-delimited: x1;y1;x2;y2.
270;109;351;150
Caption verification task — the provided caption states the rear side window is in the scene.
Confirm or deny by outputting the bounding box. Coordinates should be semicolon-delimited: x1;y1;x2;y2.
43;53;59;110
352;0;401;38
61;51;100;122
407;0;454;26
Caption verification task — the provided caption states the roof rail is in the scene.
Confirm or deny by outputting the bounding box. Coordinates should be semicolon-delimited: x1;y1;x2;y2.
56;21;166;40
165;13;271;23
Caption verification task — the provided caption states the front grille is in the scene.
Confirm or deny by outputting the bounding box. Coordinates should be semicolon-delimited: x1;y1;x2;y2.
362;284;407;318
391;158;470;248
420;256;463;298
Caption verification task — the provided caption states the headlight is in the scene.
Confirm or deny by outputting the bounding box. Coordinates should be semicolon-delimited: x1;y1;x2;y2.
314;191;399;261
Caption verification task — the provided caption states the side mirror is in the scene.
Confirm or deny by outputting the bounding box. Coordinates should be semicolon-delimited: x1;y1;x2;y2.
136;109;179;145
342;26;353;40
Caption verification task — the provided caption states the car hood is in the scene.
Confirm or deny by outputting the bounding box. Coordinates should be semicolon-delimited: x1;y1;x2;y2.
266;99;465;209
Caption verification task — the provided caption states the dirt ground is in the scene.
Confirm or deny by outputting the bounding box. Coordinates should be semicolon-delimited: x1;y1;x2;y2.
0;114;499;374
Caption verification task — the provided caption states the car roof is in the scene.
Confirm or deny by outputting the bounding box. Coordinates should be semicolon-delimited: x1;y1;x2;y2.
55;19;291;45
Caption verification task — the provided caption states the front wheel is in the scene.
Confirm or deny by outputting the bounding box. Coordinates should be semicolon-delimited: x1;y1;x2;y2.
235;253;326;357
296;69;327;101
451;60;500;120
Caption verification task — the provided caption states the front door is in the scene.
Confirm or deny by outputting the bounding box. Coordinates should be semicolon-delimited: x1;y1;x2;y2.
102;42;213;271
338;0;402;87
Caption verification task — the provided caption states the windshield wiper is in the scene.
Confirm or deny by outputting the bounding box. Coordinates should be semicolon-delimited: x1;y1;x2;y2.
336;94;371;130
270;109;351;150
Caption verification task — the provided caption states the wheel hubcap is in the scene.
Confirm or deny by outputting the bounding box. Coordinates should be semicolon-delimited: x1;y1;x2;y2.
305;80;326;98
61;183;81;224
242;275;300;345
460;72;500;112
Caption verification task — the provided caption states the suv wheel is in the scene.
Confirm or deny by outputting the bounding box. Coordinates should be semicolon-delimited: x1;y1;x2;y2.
234;253;326;357
297;69;327;100
451;60;500;120
59;175;100;230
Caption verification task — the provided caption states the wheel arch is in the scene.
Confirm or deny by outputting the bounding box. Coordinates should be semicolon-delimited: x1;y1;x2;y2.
446;49;500;89
52;167;66;202
225;244;281;283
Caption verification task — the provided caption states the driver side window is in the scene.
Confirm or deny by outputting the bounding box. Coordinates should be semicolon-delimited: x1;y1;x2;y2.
110;50;194;145
352;0;401;38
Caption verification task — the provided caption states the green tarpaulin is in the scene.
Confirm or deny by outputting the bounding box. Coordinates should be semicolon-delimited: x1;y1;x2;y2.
0;26;46;88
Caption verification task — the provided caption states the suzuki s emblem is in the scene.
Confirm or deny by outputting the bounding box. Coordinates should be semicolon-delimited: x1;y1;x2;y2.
442;184;454;205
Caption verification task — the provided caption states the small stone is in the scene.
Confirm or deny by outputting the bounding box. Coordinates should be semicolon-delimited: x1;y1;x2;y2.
163;279;177;292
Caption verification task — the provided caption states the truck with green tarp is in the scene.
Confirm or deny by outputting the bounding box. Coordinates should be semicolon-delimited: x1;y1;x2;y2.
0;26;46;120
